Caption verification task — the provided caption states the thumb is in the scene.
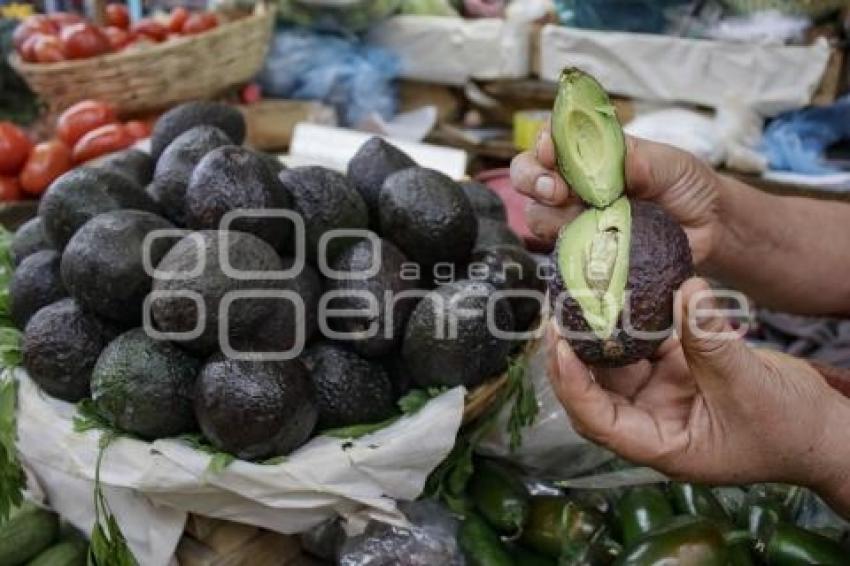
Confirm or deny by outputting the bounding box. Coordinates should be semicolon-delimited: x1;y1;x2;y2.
678;278;753;388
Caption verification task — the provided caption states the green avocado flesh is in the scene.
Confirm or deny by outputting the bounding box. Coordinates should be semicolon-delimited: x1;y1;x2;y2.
552;68;626;208
557;197;631;339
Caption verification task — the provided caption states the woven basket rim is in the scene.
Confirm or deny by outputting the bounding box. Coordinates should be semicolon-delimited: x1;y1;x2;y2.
9;6;275;73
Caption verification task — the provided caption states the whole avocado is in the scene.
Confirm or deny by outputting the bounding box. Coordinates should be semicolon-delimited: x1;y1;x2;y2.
379;167;477;269
470;245;544;332
23;298;118;402
10;250;67;329
402;280;514;388
91;328;200;439
61;210;176;325
460;181;507;222
151;230;282;355
303;342;396;430
149;101;245;160
11;217;51;266
194;355;318;460
551;199;692;367
279;166;369;263
146;125;233;226
233;258;321;355
38;167;159;249
325;238;419;358
347;137;416;226
94;148;154;187
185;145;293;250
475;217;522;250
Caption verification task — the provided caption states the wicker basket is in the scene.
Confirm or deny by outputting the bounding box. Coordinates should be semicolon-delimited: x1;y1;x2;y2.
9;5;275;115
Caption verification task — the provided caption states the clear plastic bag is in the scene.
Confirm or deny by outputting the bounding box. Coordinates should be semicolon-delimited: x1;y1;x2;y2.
258;28;399;127
338;500;464;566
276;0;401;33
476;335;614;478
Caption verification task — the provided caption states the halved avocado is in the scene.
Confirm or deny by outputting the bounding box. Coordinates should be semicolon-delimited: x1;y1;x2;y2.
552;68;625;208
551;199;692;367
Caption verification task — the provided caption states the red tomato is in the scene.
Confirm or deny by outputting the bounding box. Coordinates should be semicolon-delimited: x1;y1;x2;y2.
33;34;67;63
60;23;112;60
106;4;130;30
0;177;22;202
19;34;41;62
132;19;169;42
12;16;58;52
103;26;133;50
72;123;135;163
19;140;73;195
181;12;218;35
124;120;152;140
48;12;85;28
57;100;118;147
0;122;33;175
168;7;189;33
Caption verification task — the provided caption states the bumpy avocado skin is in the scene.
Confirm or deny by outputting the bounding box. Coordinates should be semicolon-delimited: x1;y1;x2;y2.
92;328;200;439
233;258;321;355
347;137;416;226
470;245;544;332
38;167;160;249
475;217;522;250
379;167;478;269
61;210;176;325
550;201;693;367
11;217;52;266
402;280;515;388
194;355;317;460
10;250;67;329
23;298;118;402
151;230;282;355
460;181;507;222
95;149;154;187
326;238;420;358
149;101;245;160
303;342;396;430
185;146;293;250
146;126;233;226
280;166;369;263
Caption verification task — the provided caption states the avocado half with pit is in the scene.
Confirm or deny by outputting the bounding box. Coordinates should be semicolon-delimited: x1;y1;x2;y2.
549;69;693;366
550;198;692;366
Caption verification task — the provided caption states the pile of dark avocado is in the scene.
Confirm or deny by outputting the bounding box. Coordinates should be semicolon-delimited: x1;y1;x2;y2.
9;101;544;462
549;69;693;367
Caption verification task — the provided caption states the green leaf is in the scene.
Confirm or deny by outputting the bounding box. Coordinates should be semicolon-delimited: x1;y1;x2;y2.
397;389;431;415
88;436;138;566
0;374;23;525
177;434;237;474
322;416;401;440
503;357;538;452
73;400;114;435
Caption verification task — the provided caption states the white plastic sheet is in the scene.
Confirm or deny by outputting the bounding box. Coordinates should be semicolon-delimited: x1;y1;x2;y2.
368;16;531;85
539;25;830;117
15;370;465;566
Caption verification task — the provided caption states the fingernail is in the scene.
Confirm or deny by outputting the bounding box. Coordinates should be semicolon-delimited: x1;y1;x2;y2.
535;176;555;199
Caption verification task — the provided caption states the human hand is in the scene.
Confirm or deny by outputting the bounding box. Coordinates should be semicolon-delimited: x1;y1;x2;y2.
511;129;721;267
547;277;850;512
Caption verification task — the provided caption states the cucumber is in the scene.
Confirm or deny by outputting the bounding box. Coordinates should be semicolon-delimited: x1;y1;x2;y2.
27;540;87;566
0;506;59;565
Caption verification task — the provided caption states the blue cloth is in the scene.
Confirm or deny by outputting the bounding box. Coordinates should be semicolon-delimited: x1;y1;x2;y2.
761;96;850;174
258;28;399;127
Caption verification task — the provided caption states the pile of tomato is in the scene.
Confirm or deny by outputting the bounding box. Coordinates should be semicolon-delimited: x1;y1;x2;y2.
13;5;219;64
0;101;151;202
